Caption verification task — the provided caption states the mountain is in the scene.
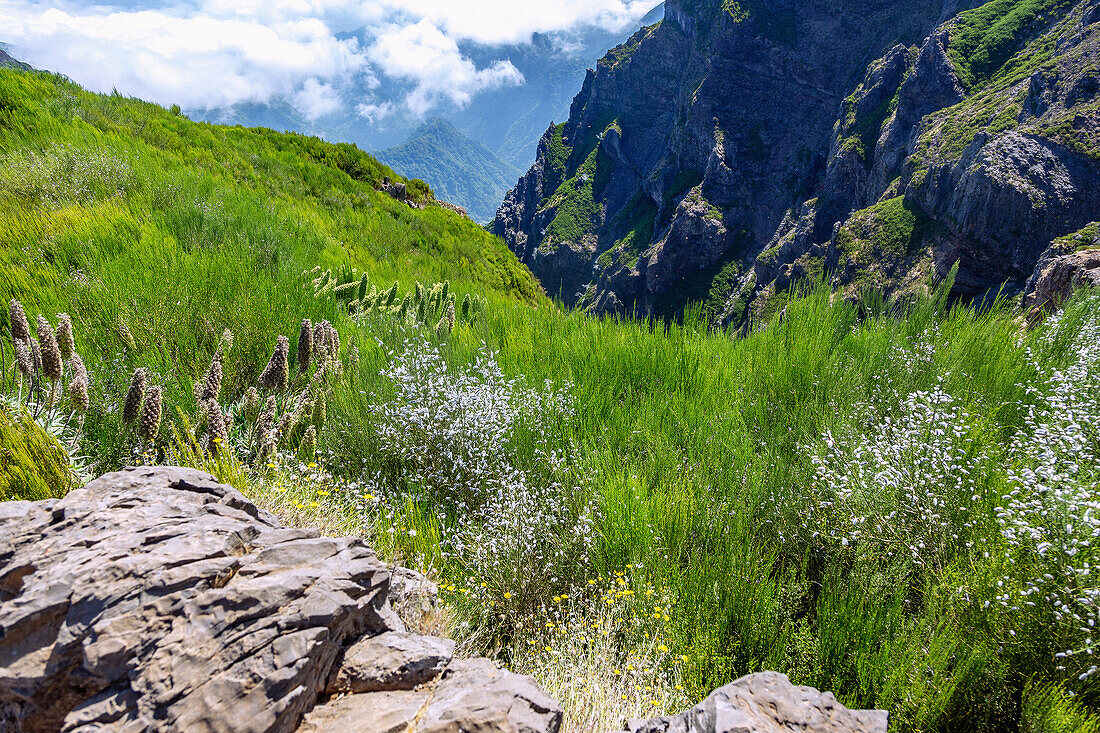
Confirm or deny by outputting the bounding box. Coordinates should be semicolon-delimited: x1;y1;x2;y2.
375;119;522;223
492;0;1100;323
0;47;31;71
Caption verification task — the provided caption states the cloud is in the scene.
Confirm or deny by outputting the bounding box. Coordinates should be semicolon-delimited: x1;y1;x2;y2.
367;20;523;116
0;2;369;112
293;78;342;119
374;0;660;45
0;0;658;118
356;101;396;124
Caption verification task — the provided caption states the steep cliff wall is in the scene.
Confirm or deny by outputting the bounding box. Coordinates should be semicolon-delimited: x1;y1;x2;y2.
493;0;1100;324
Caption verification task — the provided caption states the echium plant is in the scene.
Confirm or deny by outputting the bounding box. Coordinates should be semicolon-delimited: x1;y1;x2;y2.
4;300;91;426
303;267;486;334
179;319;348;468
2;300;94;479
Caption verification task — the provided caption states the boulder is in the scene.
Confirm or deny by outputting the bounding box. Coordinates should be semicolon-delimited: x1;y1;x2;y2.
301;658;562;733
1024;248;1100;314
387;565;439;630
622;672;887;733
325;632;453;695
0;466;562;733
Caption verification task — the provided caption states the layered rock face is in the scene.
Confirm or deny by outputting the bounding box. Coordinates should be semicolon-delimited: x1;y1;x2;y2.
622;672;887;733
493;0;1100;323
0;467;561;733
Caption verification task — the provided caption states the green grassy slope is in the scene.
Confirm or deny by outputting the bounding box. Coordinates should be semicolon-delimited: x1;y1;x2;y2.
2;64;1100;733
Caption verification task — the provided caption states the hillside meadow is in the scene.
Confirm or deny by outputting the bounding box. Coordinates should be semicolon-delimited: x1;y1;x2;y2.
3;67;1100;733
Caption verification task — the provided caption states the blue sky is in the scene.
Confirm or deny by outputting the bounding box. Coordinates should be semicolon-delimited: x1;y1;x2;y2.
0;0;657;119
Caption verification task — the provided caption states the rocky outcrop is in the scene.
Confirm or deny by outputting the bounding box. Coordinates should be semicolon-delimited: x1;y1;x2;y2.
622;672;887;733
1024;223;1100;313
0;466;562;733
494;0;1100;323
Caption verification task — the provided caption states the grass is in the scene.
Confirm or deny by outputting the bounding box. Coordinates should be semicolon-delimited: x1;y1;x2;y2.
948;0;1076;91
3;64;1100;733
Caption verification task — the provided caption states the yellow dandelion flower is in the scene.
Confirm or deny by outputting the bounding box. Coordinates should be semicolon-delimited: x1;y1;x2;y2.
503;592;512;599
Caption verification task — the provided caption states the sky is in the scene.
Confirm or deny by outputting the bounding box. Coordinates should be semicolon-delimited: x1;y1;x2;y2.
0;0;658;121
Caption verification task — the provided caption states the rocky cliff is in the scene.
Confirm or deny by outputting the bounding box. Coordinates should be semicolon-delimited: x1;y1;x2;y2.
492;0;1100;324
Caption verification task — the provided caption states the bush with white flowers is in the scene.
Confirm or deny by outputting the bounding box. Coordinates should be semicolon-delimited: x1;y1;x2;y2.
996;297;1100;679
364;340;596;596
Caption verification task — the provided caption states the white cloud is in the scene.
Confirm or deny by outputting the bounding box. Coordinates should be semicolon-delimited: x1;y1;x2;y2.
356;100;396;124
293;78;341;119
374;0;659;45
0;0;658;118
0;1;368;112
368;20;523;116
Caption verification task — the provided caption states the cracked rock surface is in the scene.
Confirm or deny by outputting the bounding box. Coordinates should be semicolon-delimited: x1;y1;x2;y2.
622;672;887;733
0;466;562;733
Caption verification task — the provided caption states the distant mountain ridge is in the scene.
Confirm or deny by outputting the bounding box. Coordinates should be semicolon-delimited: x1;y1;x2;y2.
375;119;521;223
0;48;31;71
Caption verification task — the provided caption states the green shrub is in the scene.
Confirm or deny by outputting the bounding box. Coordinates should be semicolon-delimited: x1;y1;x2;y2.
0;404;76;500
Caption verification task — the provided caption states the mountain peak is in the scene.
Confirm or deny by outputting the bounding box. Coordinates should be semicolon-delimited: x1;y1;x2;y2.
375;119;521;224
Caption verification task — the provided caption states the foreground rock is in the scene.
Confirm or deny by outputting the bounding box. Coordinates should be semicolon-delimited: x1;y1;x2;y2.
0;466;561;733
623;672;887;733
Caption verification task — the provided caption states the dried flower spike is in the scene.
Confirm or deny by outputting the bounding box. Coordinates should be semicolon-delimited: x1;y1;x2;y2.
200;357;223;403
140;385;162;443
312;322;328;361
258;335;289;392
14;339;34;379
298;425;317;459
297;319;313;373
56;314;75;360
37;316;63;383
312;390;327;429
9;299;30;344
30;338;42;375
321;320;339;357
255;395;277;447
220;328;234;356
119;319;135;350
69;377;89;414
206;400;230;454
70;351;88;384
242;387;261;424
122;368;147;425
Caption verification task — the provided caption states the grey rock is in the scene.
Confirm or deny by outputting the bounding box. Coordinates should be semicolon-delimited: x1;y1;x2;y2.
302;658;562;733
0;466;393;733
1024;223;1100;312
493;0;973;315
0;466;562;733
622;672;887;733
495;0;1099;324
387;565;439;630
325;632;453;695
